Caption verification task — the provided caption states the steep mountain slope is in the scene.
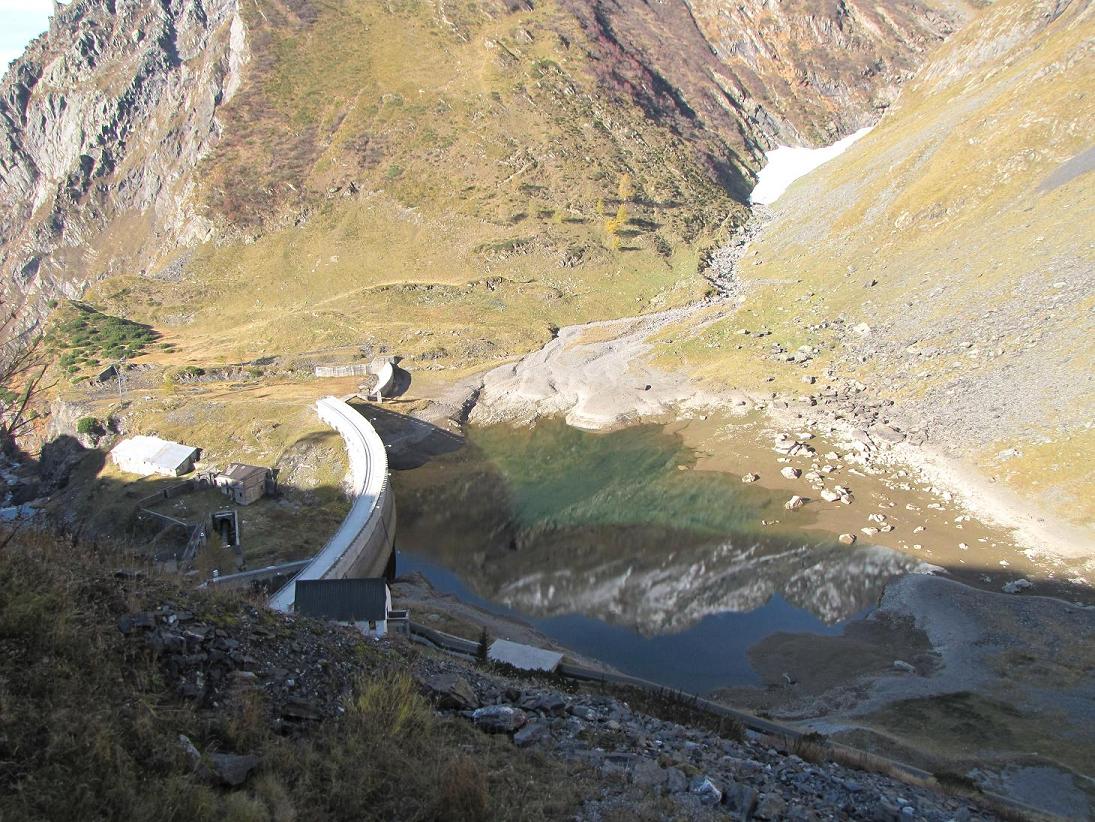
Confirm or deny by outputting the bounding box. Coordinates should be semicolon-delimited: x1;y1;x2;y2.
0;0;247;323
1;0;971;363
662;0;1095;533
644;0;974;144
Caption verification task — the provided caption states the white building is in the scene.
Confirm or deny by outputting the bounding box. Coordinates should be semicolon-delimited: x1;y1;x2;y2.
110;435;200;477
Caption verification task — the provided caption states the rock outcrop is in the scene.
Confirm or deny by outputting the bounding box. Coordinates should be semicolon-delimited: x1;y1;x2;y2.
0;0;247;328
684;0;975;144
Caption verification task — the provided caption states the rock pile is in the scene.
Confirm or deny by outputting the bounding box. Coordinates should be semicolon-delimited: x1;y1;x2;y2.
120;598;1002;820
118;601;364;728
417;667;1000;821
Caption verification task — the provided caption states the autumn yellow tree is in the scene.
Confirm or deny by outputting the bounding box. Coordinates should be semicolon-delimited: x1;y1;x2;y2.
603;204;629;248
617;173;634;201
604;204;628;233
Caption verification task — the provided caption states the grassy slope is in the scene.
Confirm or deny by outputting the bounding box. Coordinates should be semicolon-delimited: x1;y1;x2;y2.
656;0;1095;527
0;533;592;821
56;0;755;534
85;0;743;367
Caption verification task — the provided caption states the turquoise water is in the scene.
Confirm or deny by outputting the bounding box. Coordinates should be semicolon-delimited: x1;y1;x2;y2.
461;419;806;535
393;418;912;692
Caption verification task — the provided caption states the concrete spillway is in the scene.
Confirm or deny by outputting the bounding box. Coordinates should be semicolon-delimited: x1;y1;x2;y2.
268;397;396;612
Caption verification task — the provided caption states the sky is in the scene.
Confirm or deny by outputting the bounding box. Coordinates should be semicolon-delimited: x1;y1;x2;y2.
0;0;54;69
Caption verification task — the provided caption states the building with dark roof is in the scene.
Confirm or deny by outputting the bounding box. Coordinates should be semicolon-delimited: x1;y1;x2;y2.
294;578;406;637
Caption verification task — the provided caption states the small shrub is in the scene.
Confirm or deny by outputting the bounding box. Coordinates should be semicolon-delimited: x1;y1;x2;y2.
351;671;432;738
934;770;981;795
476;627;490;663
792;731;831;764
618;173;634;201
75;417;105;438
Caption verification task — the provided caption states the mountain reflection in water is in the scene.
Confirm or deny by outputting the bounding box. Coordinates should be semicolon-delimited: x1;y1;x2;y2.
393;418;925;689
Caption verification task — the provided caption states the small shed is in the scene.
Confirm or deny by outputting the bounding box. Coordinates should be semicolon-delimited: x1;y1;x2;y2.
488;639;564;672
295;578;394;638
214;463;274;505
111;435;200;477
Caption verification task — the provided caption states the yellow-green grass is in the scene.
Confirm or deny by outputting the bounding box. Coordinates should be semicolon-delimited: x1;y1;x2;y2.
51;377;357;554
88;196;708;369
653;0;1095;525
976;428;1095;531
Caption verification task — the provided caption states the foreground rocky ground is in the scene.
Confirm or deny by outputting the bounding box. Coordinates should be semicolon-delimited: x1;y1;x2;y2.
0;530;1033;821
105;568;1019;820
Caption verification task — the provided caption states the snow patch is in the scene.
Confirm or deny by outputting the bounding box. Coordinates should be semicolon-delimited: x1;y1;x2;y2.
750;127;874;206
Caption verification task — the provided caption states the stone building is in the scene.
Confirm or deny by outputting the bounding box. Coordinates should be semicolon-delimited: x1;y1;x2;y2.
214;463;275;506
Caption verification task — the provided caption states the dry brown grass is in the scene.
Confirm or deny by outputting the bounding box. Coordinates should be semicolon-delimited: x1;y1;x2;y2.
0;530;594;821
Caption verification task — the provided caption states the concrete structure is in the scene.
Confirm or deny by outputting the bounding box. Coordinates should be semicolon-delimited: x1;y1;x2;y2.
368;357;395;401
314;363;371;378
268;397;396;612
214;463;274;505
200;559;312;590
488;639;564;672
111;435;200;477
295;578;398;638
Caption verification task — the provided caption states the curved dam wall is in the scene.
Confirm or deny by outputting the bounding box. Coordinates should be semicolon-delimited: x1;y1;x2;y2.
269;397;396;612
371;359;395;399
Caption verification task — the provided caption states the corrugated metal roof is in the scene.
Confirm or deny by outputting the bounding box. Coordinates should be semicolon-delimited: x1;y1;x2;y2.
221;463;268;483
111;435;198;472
488;639;563;672
150;441;198;472
295;578;388;622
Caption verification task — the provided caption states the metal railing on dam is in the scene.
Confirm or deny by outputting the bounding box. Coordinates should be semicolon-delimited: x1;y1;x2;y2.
268;397;396;612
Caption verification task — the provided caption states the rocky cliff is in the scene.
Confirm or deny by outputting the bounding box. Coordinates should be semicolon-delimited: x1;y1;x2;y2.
0;0;247;328
685;0;975;143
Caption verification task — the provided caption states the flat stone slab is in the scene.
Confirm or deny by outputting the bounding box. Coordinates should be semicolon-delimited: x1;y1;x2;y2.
488;638;564;672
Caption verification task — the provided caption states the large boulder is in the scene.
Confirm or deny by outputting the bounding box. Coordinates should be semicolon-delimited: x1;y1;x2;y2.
471;705;527;733
422;673;478;711
209;752;260;787
689;776;722;805
513;721;550;748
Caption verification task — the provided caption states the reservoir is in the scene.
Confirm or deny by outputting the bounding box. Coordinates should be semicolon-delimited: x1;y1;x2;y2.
391;417;922;693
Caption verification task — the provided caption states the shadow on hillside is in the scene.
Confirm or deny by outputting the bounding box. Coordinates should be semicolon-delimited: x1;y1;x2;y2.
387;365;412;399
1;434;356;584
349;403;463;470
